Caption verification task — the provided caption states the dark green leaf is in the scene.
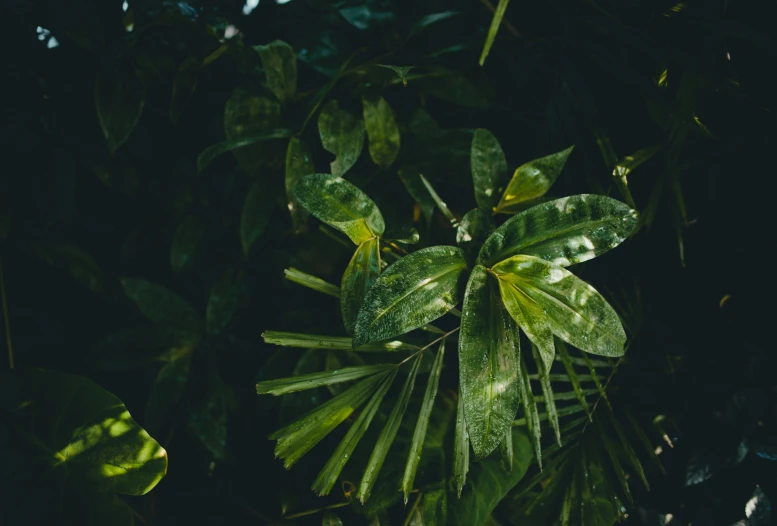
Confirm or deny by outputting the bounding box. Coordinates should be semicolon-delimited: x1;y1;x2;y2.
457;208;493;265
284;268;341;298
453;391;470;498
120;278;202;335
459;265;521;459
532;344;561;446
378;64;415;86
95;64;146;154
188;378;230;460
471;129;509;210
318;100;365;177
206;268;243;335
170;214;205;272
322;512;344;526
557;341;593;421
341;238;381;334
479;195;638;267
595;419;632;504
363;96;401;168
146;352;192;432
293;174;384;244
198;129;292;174
422;488;448;525
625;411;665;474
517;355;542;469
222;88;282;174
241;179;273;256
410;11;461;36
354;246;467;346
479;0;510;66
92;326;198;370
398;166;435;224
257;364;392;396
255;40;297;103
494;146;574;214
170;56;199;124
30;242;105;293
499;425;514;472
606;409;649;489
262;331;418;351
383;226;420;245
420;66;490;109
285;138;315;232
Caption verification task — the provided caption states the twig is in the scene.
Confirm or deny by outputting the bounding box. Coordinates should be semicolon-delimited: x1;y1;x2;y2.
396;327;459;368
283;501;349;520
581;357;624;434
0;256;14;369
479;0;521;37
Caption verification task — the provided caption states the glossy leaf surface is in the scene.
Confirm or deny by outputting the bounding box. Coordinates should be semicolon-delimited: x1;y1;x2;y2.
471;129;508;210
262;331;417;352
255;40;297;103
453;391;470;498
457;208;493;265
241;179;273;256
341;237;380;334
494;146;574;214
363;96;401;168
318;100;365;177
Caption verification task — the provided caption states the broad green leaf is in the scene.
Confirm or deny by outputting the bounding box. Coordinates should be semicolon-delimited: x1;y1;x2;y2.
197;129;292;173
354;246;467;346
448;429;532;526
284;268;340;298
493;256;626;357
241;179;273;256
255;40;297;103
292;174;384;244
398;166;435;224
363;96;401;168
420;173;458;227
494;146;574;214
480;195;638;267
8;368;167;495
479;0;510;66
92;326;198;370
422;488;448;525
453;391;470;498
120;278;202;335
170;214;204;271
497;277;554;373
322;512;344;526
471;129;509;210
458;265;521;459
262;331;418;352
517;355;542;469
95;64;146;154
271;373;386;468
358;357;421;503
341;238;381;334
532;344;561;446
402;340;446;502
318;99;365;177
457;208;493;265
257;364;392;396
223;88;282;174
312;371;395;495
146;352;192;432
499;426;513;472
285;138;315;232
207;268;243;335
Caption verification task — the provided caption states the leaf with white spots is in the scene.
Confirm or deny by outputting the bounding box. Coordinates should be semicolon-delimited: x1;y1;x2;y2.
363;96;401;168
341;237;381;334
471;129;509;210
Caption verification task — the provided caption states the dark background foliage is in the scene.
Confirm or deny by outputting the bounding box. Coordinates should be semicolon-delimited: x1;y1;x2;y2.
2;0;776;524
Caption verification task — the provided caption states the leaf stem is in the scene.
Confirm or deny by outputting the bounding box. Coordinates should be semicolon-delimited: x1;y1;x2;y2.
0;256;13;369
396;327;459;368
283;501;349;519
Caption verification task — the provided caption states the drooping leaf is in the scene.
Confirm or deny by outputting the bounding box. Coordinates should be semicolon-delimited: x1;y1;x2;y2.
402;340;446;502
95;63;146;154
206;268;243;335
285;138;315;232
357;356;422;502
170;214;205;271
471;129;509;210
354;246;467;347
255;40;297;103
262;331;418;352
398;165;435;224
363;96;401;168
92;326;199;370
458;265;521;459
120;278;202;335
422;488;448;526
292;174;384;245
197;129;292;173
532;344;561;446
479;195;638;267
494;146;574;214
341;238;381;334
318;100;365;177
146;352;192;432
222;88;283;174
492;256;627;357
457;208;493;266
284;268;341;298
517;355;542;469
240;179;273;256
479;0;510;66
454;391;470;498
257;365;392;396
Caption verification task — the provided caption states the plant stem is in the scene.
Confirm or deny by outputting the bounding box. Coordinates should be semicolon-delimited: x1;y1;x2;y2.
283;501;349;520
396;327;459;368
0;256;13;369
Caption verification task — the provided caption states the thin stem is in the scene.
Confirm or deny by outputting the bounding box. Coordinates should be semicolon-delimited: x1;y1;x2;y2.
581;357;623;434
283;501;349;520
0;256;13;369
403;492;423;526
384;240;409;256
396;327;459;368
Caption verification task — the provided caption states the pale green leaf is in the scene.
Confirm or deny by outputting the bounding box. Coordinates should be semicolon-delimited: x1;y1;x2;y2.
206;268;243;335
284;268;340;298
402;340;445;502
198;129;292;173
262;331;418;352
479;0;510;66
353;246;467;347
517;355;542;469
292;174;384;244
459;265;521;459
363;96;401;168
95;64;146;154
494;146;574;214
257;364;392;396
481;195;637;267
493;256;627;357
471;129;509;210
497;277;554;373
240;179;273;256
357;356;422;502
318;99;365;177
454;390;470;498
120;278;202;335
146;352;192;432
255;40;297;103
532;344;561;446
341;237;381;334
170;214;205;271
285;137;315;232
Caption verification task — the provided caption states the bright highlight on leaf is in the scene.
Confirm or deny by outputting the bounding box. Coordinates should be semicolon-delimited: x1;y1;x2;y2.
494;146;574;214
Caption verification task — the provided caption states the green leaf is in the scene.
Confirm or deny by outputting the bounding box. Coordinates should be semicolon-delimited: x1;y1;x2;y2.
471;129;509;210
198;129;292;174
170;214;205;271
532;344;561;446
322;512;344;526
479;195;638;267
606;409;649;489
479;0;510;66
285;138;315;232
453;390;470;498
363;96;401;168
595;419;632;504
420;173;458;227
494;146;574;214
409;11;461;36
188;377;230;460
120;278;202;335
222;88;282;174
499;425;514;472
312;371;395;495
292;174;384;245
383;226;420;245
240;179;273;256
459;265;521;459
354;246;467;346
92;326;199;370
255;40;297;103
318;99;365;177
402;340;446;502
457;208;493;265
7;367;168;495
517;355;542;469
271;373;387;468
284;268;341;298
493;256;627;357
357;356;422;502
262;331;418;351
377;64;415;85
422;488;448;525
257;364;392;396
341;237;381;334
398;166;435;224
146;352;192;432
95;63;146;154
206;268;243;335
420;66;491;109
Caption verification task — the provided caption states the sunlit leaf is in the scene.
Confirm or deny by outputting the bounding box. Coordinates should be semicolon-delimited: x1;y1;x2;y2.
341;238;381;334
262;331;418;352
517;354;542;468
95;63;146;154
257;364;392;396
146;352;192;432
170;214;205;272
454;391;470;498
318;100;365;177
354;246;467;347
497;277;554;373
493;256;626;357
255;40;297;103
479;195;638;267
471;129;509;210
363;96;401;168
293;174;384;245
285;138;315;232
532;344;561;446
494;146;574;214
284;268;340;298
459;265;521;459
457;208;493;265
479;0;510;66
120;278;202;335
206;268;243;335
